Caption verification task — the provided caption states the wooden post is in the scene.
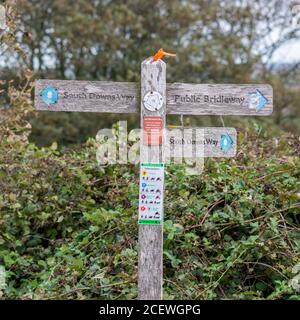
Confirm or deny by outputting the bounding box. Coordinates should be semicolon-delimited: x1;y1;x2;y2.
33;57;273;301
138;57;166;299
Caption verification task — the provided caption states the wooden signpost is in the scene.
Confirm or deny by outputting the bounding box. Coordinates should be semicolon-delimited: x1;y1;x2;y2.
34;50;273;300
166;127;237;158
35;80;272;116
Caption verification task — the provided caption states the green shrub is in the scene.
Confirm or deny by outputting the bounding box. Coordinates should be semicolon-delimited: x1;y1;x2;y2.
0;126;299;299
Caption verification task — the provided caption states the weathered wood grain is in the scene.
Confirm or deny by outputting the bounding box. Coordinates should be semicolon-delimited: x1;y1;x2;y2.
165;127;237;158
0;4;6;31
166;83;273;116
138;58;166;300
35;79;138;113
35;80;273;116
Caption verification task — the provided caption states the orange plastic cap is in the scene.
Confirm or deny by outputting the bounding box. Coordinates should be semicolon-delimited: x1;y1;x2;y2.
152;48;176;61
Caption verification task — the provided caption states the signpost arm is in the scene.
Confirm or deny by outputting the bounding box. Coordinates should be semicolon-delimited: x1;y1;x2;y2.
138;57;166;300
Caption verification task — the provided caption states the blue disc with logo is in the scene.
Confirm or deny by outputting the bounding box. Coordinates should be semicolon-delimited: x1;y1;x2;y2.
142;183;147;188
40;86;58;106
220;133;233;153
248;89;268;112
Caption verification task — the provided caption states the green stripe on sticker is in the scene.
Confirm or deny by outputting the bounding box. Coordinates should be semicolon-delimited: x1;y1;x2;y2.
138;219;161;225
141;163;164;167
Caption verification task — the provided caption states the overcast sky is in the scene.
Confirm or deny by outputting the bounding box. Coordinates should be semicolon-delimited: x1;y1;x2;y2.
271;40;300;63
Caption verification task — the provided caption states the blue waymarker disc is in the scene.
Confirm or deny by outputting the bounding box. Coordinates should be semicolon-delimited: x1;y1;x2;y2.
220;133;233;153
40;86;58;106
248;89;268;112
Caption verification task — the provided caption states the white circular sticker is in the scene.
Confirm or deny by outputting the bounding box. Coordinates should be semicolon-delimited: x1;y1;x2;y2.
143;91;163;111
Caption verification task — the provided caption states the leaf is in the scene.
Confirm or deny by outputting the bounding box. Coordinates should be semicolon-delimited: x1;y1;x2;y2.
71;258;84;271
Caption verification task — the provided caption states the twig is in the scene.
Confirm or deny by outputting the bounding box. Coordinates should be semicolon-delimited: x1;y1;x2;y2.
253;169;293;182
164;279;191;298
195;248;247;299
187;198;224;230
272;203;300;214
52;279;134;299
240;261;288;280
